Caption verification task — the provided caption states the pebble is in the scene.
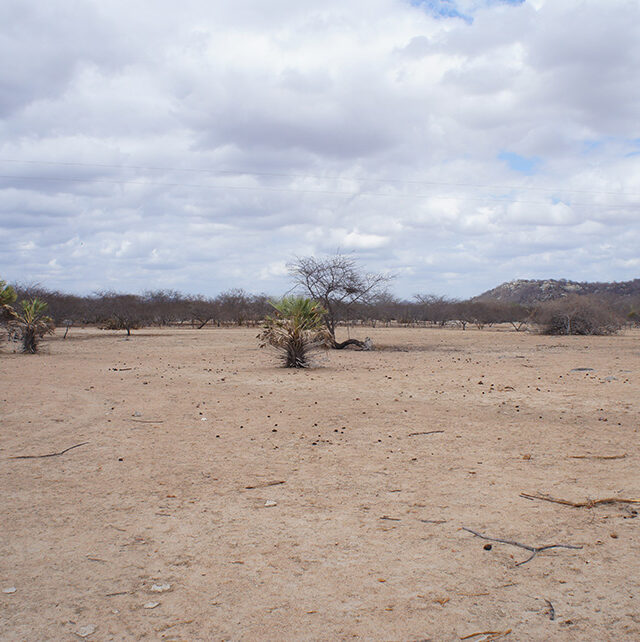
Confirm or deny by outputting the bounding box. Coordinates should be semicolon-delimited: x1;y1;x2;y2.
75;624;96;638
150;583;171;593
264;500;278;507
143;601;160;609
3;587;16;594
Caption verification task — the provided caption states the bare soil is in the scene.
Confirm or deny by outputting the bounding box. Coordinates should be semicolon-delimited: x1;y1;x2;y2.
1;326;639;641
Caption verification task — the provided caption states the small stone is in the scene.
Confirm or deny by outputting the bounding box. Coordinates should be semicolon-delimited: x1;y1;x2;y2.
201;417;207;421
150;583;171;593
133;411;142;417
264;500;277;507
143;601;160;609
75;624;96;638
2;587;16;594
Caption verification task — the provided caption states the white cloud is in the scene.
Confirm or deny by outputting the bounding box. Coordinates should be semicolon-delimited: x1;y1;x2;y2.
1;0;639;298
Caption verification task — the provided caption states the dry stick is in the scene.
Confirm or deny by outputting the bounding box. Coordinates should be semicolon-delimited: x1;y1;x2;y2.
244;480;286;490
408;430;445;437
569;453;627;460
380;515;401;521
130;419;164;424
544;599;555;621
9;442;88;460
520;493;640;508
462;527;582;566
460;631;512;641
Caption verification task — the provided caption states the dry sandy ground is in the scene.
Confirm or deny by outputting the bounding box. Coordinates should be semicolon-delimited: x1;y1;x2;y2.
1;326;639;641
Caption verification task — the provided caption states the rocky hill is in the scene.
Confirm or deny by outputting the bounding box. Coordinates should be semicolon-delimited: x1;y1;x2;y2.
475;278;640;305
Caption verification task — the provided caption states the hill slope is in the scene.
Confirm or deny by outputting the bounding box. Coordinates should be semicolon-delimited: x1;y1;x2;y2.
475;278;640;305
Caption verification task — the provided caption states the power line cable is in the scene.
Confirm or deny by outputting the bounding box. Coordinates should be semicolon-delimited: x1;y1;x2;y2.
2;173;638;209
1;157;639;198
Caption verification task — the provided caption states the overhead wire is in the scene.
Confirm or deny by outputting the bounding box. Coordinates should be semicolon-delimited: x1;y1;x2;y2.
1;157;639;198
0;172;637;210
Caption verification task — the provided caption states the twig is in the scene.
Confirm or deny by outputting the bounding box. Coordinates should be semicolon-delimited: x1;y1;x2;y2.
521;493;640;508
244;480;286;489
130;419;164;424
9;442;88;460
460;631;512;640
569;454;626;460
408;430;445;437
380;515;401;521
86;556;107;563
420;519;447;524
105;591;130;597
544;599;555;621
462;527;582;566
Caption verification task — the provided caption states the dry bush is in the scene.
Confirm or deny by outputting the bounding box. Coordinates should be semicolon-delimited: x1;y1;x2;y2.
533;295;622;335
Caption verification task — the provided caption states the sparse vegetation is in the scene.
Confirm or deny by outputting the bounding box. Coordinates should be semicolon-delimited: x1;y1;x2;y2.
289;254;391;348
258;297;331;367
533;295;623;336
9;298;55;353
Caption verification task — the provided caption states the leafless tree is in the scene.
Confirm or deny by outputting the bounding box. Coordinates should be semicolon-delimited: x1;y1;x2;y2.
289;254;391;348
533;295;622;335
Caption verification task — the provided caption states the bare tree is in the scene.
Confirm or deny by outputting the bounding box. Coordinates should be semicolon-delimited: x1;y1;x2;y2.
288;254;391;349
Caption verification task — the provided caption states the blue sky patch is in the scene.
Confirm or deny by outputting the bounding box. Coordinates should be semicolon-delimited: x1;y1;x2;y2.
498;151;540;174
410;0;472;23
411;0;525;22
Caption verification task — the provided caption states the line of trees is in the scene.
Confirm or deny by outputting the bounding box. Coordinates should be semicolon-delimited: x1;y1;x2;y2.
4;283;636;337
3;252;639;344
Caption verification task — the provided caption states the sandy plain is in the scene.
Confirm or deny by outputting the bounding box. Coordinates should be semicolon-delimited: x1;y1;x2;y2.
1;325;639;641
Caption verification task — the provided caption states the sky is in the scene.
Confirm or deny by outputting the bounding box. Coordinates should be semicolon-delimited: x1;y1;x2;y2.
1;0;639;299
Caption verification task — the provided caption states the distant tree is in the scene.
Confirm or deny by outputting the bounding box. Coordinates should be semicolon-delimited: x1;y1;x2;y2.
414;294;456;326
216;289;252;326
188;295;218;328
9;298;55;353
289;254;390;348
533;295;622;336
259;297;331;368
94;292;151;336
143;290;187;326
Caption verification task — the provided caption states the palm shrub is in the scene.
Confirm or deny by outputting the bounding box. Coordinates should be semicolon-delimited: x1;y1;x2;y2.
259;297;331;368
10;298;55;353
1;279;16;315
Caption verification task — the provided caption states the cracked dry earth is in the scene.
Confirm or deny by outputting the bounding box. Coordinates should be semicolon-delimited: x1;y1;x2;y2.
1;326;639;641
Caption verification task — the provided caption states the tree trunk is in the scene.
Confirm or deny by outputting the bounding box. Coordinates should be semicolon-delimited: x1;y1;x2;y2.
332;338;372;350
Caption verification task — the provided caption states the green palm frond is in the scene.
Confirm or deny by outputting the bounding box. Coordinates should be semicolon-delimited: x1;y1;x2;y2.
9;298;55;353
0;279;16;312
259;297;331;367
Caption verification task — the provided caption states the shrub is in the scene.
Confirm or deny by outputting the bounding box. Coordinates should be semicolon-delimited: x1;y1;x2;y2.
534;295;622;336
9;298;55;353
259;297;331;367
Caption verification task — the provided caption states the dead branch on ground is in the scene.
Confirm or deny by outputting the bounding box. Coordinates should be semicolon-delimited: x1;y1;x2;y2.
520;493;640;508
460;630;512;641
9;442;88;459
408;430;445;436
544;599;555;621
569;454;626;460
244;480;286;489
462;527;582;566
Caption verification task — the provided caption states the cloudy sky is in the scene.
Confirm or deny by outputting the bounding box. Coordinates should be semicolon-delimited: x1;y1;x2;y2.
1;0;639;298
